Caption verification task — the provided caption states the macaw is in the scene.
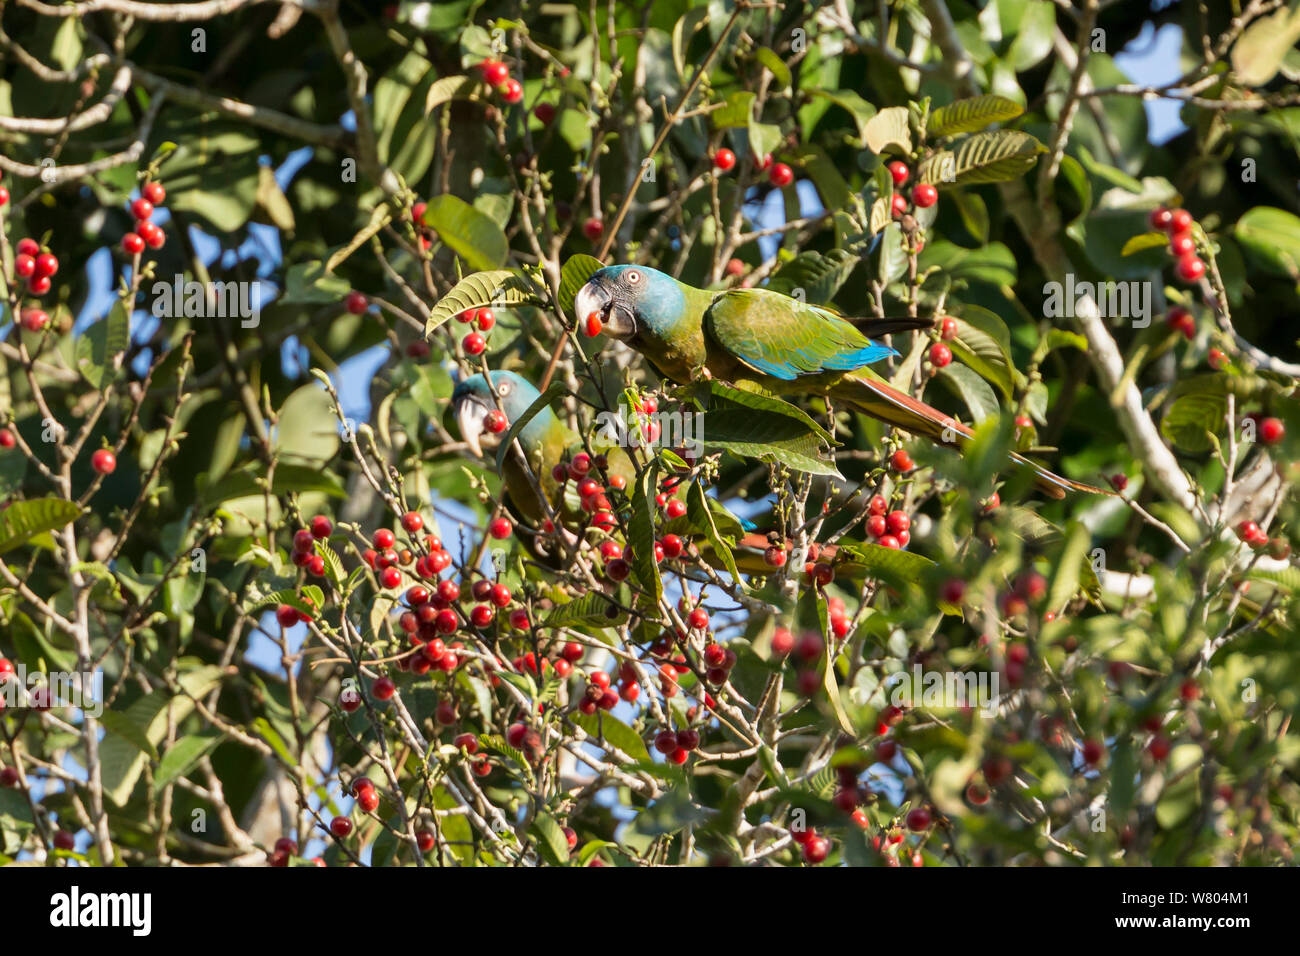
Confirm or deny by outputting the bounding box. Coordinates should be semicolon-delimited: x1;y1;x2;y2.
450;370;807;573
573;264;1105;498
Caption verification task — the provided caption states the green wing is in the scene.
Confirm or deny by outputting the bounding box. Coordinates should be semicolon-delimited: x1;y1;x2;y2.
703;289;898;381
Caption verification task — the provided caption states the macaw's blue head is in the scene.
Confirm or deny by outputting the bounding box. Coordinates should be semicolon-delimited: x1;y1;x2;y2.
573;264;685;341
450;370;546;457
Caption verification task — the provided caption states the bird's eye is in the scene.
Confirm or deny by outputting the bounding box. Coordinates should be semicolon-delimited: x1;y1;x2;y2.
626;270;641;285
497;382;510;396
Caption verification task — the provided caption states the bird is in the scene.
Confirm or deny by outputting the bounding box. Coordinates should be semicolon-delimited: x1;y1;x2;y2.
573;264;1106;498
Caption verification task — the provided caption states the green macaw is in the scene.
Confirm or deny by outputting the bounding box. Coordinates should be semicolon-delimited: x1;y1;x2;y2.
450;370;795;573
573;264;1106;498
450;370;642;532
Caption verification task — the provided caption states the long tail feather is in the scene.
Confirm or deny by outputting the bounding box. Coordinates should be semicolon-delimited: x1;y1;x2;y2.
833;373;1112;499
845;315;936;336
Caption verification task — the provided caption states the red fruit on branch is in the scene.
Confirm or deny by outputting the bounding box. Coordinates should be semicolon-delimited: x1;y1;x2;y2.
122;233;145;255
888;161;910;186
345;291;368;314
131;198;154;221
91;449;116;474
712;148;736;172
768;163;794;187
142;181;166;205
912;183;938;208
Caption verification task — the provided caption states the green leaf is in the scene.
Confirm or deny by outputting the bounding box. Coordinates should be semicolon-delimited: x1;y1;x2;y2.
0;497;81;555
282;260;352;305
198;464;345;508
530;812;571;864
1121;231;1170;256
274;385;339;465
693;382;840;477
712;90;755;128
950;131;1046;184
863;106;912;155
688;480;742;587
935;362;1000;422
422;194;510;272
1232;1;1300;86
76;301;130;388
927;95;1023;137
426;270;542;334
628;465;663;606
765;249;859;304
754;47;792;88
542;589;629;629
559;254;605;320
1161;389;1228;453
154;734;220;789
100;710;160;762
572;710;652;763
833;541;936;584
1235;206;1300;277
947;306;1016;400
1046;521;1090;612
424;74;475;115
325;204;394;273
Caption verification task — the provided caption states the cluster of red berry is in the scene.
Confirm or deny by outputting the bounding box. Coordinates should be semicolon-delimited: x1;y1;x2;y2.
456;306;496;356
864;493;911;549
888;160;938;218
479;58;523;104
13;237;58;307
928;316;958;368
997;570;1047;634
711;147;795;190
1149;206;1205;282
121;181;167;255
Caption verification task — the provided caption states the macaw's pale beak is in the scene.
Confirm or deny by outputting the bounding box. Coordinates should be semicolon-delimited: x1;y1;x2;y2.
574;279;636;338
453;393;490;458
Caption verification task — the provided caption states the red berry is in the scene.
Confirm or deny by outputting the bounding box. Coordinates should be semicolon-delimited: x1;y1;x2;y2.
401;511;423;533
940;317;958;340
584;311;603;337
888;161;909;186
928;342;952;368
905;807;932;831
462;332;486;355
480;60;509;86
532;103;556;125
582;217;604;241
357;787;380;813
1169;234;1194;257
21;309;48;333
1148;735;1171;761
665;499;687;519
14;254;35;279
877;534;901;550
1259;417;1284;445
372;676;396;701
1109;473;1128;492
912;183;938;208
1208;347;1226;370
475;307;495;330
457;309;477;324
1168;209;1193;233
1176;255;1205;282
891;193;908;218
763;545;786;568
885;511;910;535
121;233;145;255
500;78;524;104
713;148;736;172
0;429;14;449
33;252;58;278
688;607;709;630
801;835;829;864
890;450;914;472
345;290;368;314
329;816;353;838
275;604;300;628
768;163;794;187
131;197;154;221
1081;739;1104;766
53;830;75;851
1236;520;1261;543
373;528;396;550
91;449;116;475
1149;207;1173;231
489;516;512;539
310;515;332;539
27;275;51;296
380;566;403;589
143;181;166;205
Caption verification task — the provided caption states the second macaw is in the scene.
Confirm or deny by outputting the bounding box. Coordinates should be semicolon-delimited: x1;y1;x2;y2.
573;265;1105;498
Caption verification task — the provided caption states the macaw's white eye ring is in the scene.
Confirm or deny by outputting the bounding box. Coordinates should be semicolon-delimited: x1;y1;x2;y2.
497;382;510;396
626;270;641;284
